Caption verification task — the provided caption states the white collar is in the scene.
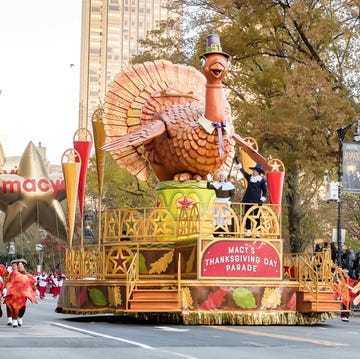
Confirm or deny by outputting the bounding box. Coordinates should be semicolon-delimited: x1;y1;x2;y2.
250;175;263;183
212;181;235;190
198;114;231;135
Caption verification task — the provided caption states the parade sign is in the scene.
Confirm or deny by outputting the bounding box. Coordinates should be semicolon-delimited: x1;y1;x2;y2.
343;142;360;194
201;240;281;279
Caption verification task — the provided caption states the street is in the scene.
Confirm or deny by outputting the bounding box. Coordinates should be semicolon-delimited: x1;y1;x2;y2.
1;295;360;359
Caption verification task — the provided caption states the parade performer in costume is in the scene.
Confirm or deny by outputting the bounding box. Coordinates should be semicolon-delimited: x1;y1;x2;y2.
334;270;359;322
0;264;8;319
207;171;235;235
47;272;55;296
5;260;18;325
55;272;66;298
36;269;48;299
235;157;267;238
52;272;60;298
4;259;38;327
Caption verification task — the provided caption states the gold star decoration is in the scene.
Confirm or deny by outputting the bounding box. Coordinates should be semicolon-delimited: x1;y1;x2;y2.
63;149;78;163
244;137;259;151
74;128;92;142
269;158;285;172
0;142;67;241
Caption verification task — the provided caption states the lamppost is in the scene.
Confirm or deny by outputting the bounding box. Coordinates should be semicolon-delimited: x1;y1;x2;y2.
35;243;44;273
336;118;360;266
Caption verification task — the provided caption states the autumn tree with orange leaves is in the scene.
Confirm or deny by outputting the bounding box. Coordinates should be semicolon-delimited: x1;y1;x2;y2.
131;0;360;252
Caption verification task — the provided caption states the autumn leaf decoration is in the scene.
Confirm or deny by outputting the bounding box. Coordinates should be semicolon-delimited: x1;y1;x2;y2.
89;288;108;306
261;287;281;309
200;287;227;310
185;247;196;273
286;292;296;310
69;287;77;307
78;287;88;307
149;250;174;274
108;286;122;307
138;253;148;274
182;287;193;309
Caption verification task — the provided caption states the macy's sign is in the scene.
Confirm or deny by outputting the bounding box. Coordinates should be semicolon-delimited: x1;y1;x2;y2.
2;178;65;196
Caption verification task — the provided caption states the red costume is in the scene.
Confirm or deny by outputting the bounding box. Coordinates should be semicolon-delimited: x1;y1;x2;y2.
334;275;358;321
4;261;38;327
0;264;9;318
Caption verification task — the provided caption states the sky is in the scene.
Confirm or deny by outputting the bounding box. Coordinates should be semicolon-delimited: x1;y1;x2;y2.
0;0;82;165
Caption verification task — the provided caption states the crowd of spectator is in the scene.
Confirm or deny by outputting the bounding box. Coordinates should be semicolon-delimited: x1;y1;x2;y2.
315;242;360;280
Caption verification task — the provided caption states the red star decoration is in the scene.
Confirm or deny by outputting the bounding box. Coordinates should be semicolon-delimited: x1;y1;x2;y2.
109;249;132;274
177;196;194;209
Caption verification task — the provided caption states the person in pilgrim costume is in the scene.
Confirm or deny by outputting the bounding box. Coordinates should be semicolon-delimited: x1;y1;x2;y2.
207;170;235;236
235;157;267;238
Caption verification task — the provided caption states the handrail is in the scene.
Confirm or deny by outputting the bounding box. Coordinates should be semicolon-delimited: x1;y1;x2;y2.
102;202;282;242
125;251;139;310
177;252;182;309
297;256;320;311
285;250;351;311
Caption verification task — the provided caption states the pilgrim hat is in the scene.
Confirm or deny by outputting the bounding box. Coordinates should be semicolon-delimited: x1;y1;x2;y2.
249;163;265;174
201;34;230;58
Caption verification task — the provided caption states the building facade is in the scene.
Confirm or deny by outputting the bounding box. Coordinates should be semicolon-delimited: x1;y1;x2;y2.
78;0;174;130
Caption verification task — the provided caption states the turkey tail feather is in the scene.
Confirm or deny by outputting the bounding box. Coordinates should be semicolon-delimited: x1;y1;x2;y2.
102;60;206;180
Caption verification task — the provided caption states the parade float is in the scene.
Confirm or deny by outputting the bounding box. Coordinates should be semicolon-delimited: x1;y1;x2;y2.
52;35;351;325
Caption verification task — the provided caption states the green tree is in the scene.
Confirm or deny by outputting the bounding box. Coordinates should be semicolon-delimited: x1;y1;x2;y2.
86;153;157;210
130;0;360;252
131;18;190;65
40;233;67;272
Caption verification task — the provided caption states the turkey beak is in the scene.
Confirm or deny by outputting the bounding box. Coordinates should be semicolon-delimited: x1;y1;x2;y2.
209;62;225;78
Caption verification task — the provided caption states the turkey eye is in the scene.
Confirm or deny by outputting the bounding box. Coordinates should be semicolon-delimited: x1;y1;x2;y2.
200;58;206;68
227;60;231;69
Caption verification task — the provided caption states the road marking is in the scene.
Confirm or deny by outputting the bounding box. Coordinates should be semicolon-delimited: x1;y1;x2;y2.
50;322;153;349
50;322;199;358
208;326;348;347
155;326;190;332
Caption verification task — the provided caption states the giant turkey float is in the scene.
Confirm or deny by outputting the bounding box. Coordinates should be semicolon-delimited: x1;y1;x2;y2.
56;35;351;325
